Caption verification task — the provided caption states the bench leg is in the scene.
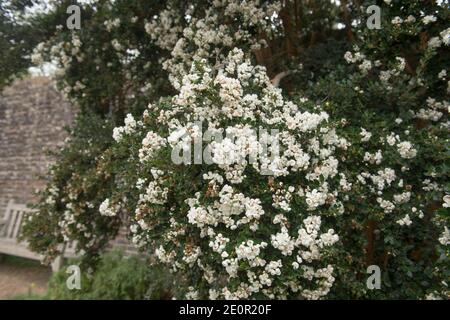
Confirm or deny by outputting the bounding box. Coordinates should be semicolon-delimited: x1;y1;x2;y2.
51;256;64;272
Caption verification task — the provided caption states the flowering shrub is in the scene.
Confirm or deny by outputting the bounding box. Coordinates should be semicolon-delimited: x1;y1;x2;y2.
294;0;450;298
104;49;351;299
13;0;449;299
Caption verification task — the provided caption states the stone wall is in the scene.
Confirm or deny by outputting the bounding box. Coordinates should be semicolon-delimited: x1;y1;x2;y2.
0;76;137;256
0;77;74;218
108;225;139;256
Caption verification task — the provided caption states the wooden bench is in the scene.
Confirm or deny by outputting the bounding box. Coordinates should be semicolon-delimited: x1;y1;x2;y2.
0;200;78;271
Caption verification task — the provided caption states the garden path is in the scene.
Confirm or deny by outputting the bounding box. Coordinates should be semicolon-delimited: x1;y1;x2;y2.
0;257;50;299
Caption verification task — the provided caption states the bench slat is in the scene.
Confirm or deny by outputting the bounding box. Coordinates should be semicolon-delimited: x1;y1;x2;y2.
1;201;80;267
0;239;42;261
6;209;18;239
12;210;25;239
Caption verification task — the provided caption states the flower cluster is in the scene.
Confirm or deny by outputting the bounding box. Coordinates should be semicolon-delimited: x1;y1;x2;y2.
149;0;281;89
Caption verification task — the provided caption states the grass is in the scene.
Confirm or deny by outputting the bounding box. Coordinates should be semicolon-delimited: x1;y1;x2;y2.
9;292;46;300
0;254;50;299
0;254;44;268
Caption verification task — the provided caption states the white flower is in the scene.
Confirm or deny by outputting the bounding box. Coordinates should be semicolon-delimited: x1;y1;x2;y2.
139;131;166;162
391;17;403;25
111;39;122;51
426;293;443;300
394;192;411;204
113;113;137;142
428;37;442;49
443;195;450;208
395;57;406;71
440;27;450;46
305;189;328;210
140;180;168;205
377;198;395;213
358;60;372;74
422;15;437;25
396;214;412;226
235;240;267;263
104;18;120;31
397;141;417;159
209;233;230;253
386;133;398;146
379;70;392;83
364;150;383;165
438;227;450;245
265;260;282;276
320;229;339;246
360;128;372;142
344;51;354;63
271;228;295;256
406;15;416;23
185;287;199;300
99;198;118;217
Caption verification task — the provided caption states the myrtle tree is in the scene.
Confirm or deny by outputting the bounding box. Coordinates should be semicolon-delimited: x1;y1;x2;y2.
3;0;446;299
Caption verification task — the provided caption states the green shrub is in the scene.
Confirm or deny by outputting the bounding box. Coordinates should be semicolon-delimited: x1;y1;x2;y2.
46;251;173;300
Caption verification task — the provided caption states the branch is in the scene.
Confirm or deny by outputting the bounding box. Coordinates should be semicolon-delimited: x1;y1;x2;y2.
270;70;292;87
